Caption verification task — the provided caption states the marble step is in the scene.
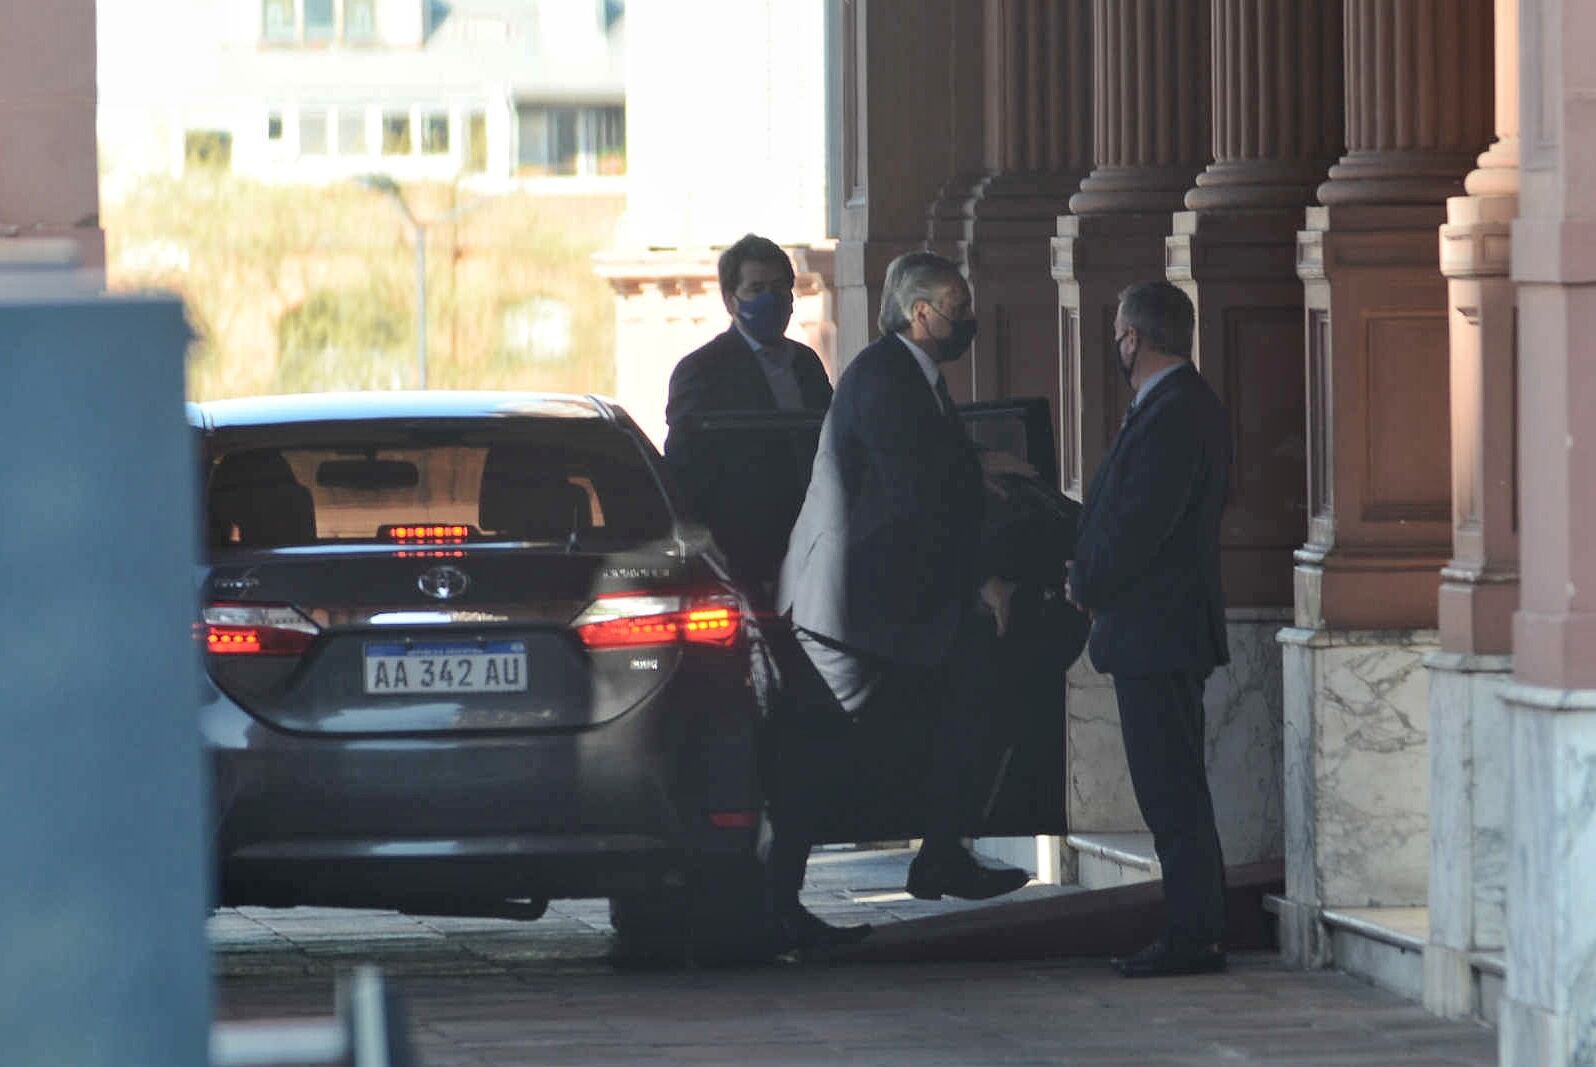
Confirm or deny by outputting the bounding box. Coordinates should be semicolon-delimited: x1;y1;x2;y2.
1065;832;1161;890
1322;906;1428;1002
1261;898;1505;1025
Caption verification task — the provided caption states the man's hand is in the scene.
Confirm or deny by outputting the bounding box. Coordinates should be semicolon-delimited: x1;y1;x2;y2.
1064;562;1095;621
978;449;1038;497
979;576;1018;637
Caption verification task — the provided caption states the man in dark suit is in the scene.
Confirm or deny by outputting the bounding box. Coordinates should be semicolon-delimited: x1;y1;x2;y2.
1067;280;1232;978
776;251;1032;913
663;234;832;598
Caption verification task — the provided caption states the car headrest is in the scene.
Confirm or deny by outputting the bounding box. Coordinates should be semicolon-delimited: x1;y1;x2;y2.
208;448;317;547
479;448;591;540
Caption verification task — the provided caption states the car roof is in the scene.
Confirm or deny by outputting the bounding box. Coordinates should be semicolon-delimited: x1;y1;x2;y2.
192;391;617;430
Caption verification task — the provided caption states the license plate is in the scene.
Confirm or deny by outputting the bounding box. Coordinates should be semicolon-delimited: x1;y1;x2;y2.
363;641;528;694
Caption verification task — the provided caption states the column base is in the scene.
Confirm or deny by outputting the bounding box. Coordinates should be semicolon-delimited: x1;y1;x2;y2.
1497;684;1596;1066
1500;996;1568;1067
1424;943;1475;1018
1064;612;1286;873
1280;627;1436;927
1425;652;1510;1013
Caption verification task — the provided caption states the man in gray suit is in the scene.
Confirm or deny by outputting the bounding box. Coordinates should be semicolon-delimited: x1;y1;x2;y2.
774;251;1031;907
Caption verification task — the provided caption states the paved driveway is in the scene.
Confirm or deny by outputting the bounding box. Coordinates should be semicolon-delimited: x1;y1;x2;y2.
211;849;1497;1066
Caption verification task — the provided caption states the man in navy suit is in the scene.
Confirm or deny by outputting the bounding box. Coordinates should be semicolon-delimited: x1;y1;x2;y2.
1067;281;1232;978
663;234;833;598
777;251;1032;907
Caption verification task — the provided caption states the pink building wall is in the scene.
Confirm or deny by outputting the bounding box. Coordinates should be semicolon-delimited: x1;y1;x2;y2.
0;0;103;269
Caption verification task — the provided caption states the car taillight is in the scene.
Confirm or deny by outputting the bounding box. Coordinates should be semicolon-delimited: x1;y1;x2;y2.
199;603;319;656
571;593;741;650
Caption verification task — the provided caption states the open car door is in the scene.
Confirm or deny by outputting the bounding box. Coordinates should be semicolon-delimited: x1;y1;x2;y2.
672;399;1087;843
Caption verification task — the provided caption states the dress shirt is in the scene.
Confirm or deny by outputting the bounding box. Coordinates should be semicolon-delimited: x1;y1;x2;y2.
895;333;949;412
1133;362;1188;409
734;321;805;412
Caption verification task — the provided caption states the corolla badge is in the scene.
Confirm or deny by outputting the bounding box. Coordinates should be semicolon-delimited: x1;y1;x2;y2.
418;565;470;601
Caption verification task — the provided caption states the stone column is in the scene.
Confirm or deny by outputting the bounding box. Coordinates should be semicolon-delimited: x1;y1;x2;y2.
940;0;1091;419
835;0;984;367
1159;0;1347;889
1499;1;1596;1061
0;0;104;268
1425;0;1518;1021
1281;0;1493;969
1053;0;1210;496
1052;0;1212;875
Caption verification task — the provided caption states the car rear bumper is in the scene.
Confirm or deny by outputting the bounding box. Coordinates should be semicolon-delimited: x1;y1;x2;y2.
202;674;761;908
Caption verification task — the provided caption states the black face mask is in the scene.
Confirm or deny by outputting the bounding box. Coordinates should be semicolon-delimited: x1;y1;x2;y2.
929;305;979;362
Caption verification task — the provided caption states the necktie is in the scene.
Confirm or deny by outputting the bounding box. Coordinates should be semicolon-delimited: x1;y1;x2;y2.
934;375;955;416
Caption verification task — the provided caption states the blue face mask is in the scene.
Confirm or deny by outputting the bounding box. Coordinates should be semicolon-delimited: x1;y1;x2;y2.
736;290;794;344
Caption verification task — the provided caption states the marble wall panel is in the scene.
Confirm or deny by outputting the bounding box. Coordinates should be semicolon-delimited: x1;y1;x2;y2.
1065;615;1286;865
1315;634;1435;906
1281;628;1437;910
1501;691;1596;1065
1428;658;1509;955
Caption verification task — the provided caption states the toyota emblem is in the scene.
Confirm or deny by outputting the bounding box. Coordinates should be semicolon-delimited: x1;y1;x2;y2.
418;565;470;601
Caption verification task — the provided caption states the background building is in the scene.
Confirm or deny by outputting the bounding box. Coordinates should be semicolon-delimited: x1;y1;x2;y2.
99;0;625;193
595;0;833;448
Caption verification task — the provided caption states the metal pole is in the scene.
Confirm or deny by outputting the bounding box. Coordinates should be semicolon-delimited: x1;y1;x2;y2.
413;221;427;389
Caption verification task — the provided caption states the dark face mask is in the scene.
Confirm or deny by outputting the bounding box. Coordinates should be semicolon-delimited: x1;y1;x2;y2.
736;290;794;344
929;306;979;362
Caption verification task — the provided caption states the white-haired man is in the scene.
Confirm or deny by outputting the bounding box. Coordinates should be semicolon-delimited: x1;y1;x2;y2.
773;250;1031;909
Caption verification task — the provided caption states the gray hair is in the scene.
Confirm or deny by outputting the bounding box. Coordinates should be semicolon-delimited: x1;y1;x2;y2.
877;251;963;335
1117;280;1195;358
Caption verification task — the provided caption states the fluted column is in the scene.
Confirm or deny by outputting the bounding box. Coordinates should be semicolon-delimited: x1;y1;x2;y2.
1280;0;1494;973
1051;0;1217;880
1054;0;1210;499
835;0;984;367
1317;0;1494;205
1186;0;1344;211
1294;0;1493;630
1424;0;1518;1021
1169;0;1343;609
1068;0;1210;214
944;0;1091;423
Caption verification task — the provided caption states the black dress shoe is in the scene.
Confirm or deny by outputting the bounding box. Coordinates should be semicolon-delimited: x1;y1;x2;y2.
1112;938;1227;978
772;905;873;951
906;847;1029;901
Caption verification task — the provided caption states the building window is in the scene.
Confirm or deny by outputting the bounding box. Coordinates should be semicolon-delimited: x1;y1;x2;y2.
184;130;233;172
267;111;285;141
263;0;295;42
344;0;376;40
382;111;412;155
304;0;335;41
421;112;450;155
466;112;488;172
301;110;329;154
515;104;625;176
338;109;368;155
594;105;625;174
262;0;376;45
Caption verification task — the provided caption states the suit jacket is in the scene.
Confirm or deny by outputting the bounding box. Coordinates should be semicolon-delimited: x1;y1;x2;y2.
1072;362;1231;678
777;333;984;668
662;327;832;588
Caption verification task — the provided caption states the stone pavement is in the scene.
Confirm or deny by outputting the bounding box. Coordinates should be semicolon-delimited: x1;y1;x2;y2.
211;848;1497;1066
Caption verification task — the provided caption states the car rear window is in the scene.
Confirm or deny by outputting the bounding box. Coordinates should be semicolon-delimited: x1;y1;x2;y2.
205;418;674;552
